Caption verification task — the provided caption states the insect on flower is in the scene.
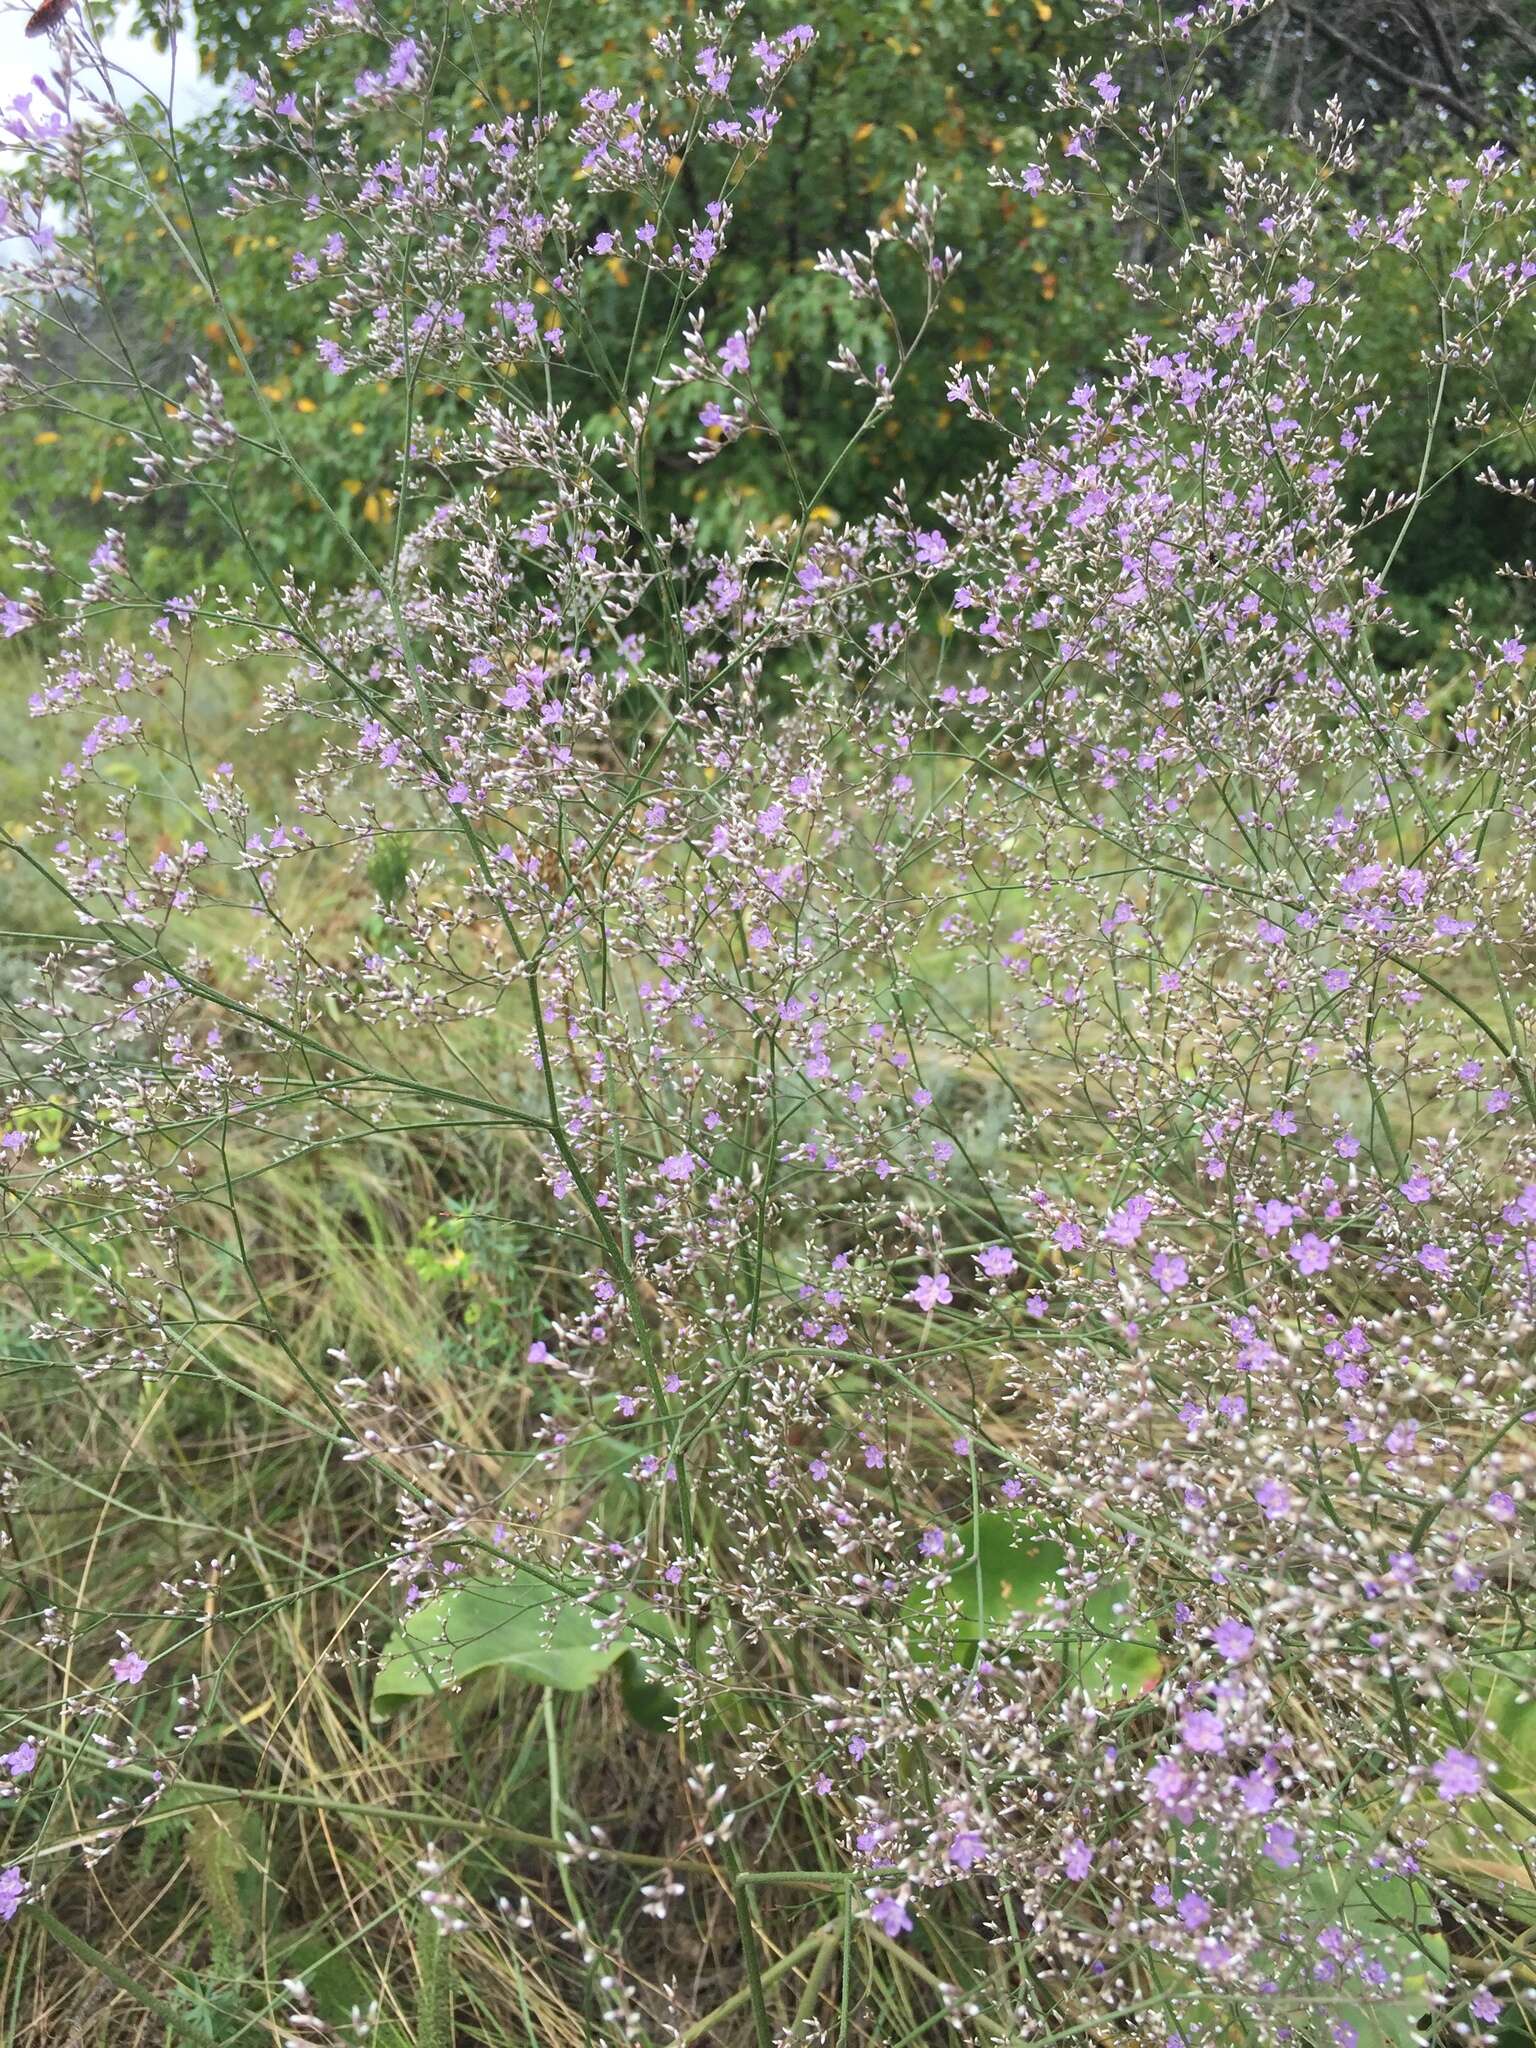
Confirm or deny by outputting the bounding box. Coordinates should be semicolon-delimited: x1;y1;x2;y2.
25;0;72;35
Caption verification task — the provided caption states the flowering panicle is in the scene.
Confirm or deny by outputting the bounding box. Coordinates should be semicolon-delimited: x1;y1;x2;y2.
1;1;1535;2042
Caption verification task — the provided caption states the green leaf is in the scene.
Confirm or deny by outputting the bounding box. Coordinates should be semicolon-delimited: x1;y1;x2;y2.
619;1644;678;1733
374;1569;689;1733
365;837;411;908
1300;1834;1449;2048
1427;1647;1536;1910
912;1511;1161;1702
1157;1820;1449;2048
1444;1651;1536;1800
374;1570;630;1707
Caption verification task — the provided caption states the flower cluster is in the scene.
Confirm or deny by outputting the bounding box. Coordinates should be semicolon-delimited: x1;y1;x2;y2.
1;1;1535;2042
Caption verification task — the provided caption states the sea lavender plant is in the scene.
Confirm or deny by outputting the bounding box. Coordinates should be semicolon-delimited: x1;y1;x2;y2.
1;0;1535;2042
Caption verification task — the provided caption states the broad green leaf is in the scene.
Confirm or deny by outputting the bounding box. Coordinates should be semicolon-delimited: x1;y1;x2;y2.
1428;1648;1536;1910
1301;1836;1449;2048
1443;1651;1536;1799
1143;1960;1248;2047
374;1570;630;1707
911;1511;1161;1701
284;1936;411;2048
1159;1821;1449;2048
619;1644;678;1733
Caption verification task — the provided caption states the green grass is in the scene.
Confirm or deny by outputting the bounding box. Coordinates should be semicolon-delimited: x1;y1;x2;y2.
3;647;1536;2047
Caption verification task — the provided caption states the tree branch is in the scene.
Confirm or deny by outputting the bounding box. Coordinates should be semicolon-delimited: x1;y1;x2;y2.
1303;6;1481;125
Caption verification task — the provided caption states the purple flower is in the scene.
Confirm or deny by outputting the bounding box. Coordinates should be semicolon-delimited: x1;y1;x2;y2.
1210;1619;1254;1664
659;1152;696;1183
110;1648;148;1686
1290;1233;1333;1276
696;44;733;94
718;331;751;377
947;1829;987;1870
907;1272;953;1313
1256;1200;1293;1238
1103;1194;1154;1247
1433;1748;1485;1802
869;1892;912;1938
1063;1837;1093;1881
1145;1756;1195;1818
1149;1249;1188;1296
1263;1823;1300;1868
977;1245;1016;1279
919;1527;946;1559
1179;1709;1226;1755
0;1867;24;1922
1239;1768;1276;1814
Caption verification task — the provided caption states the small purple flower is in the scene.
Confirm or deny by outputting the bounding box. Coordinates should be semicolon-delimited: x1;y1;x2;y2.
1433;1748;1485;1802
1256;1199;1294;1238
919;1527;946;1559
1264;1823;1301;1868
1063;1837;1093;1881
0;1867;25;1921
1239;1768;1276;1814
1103;1194;1154;1247
1149;1249;1188;1296
976;1245;1016;1279
907;1272;953;1313
947;1829;987;1871
869;1891;912;1938
1254;1478;1293;1522
659;1152;696;1183
1179;1709;1226;1755
1145;1756;1195;1819
1211;1619;1254;1664
110;1648;148;1686
1290;1233;1333;1276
